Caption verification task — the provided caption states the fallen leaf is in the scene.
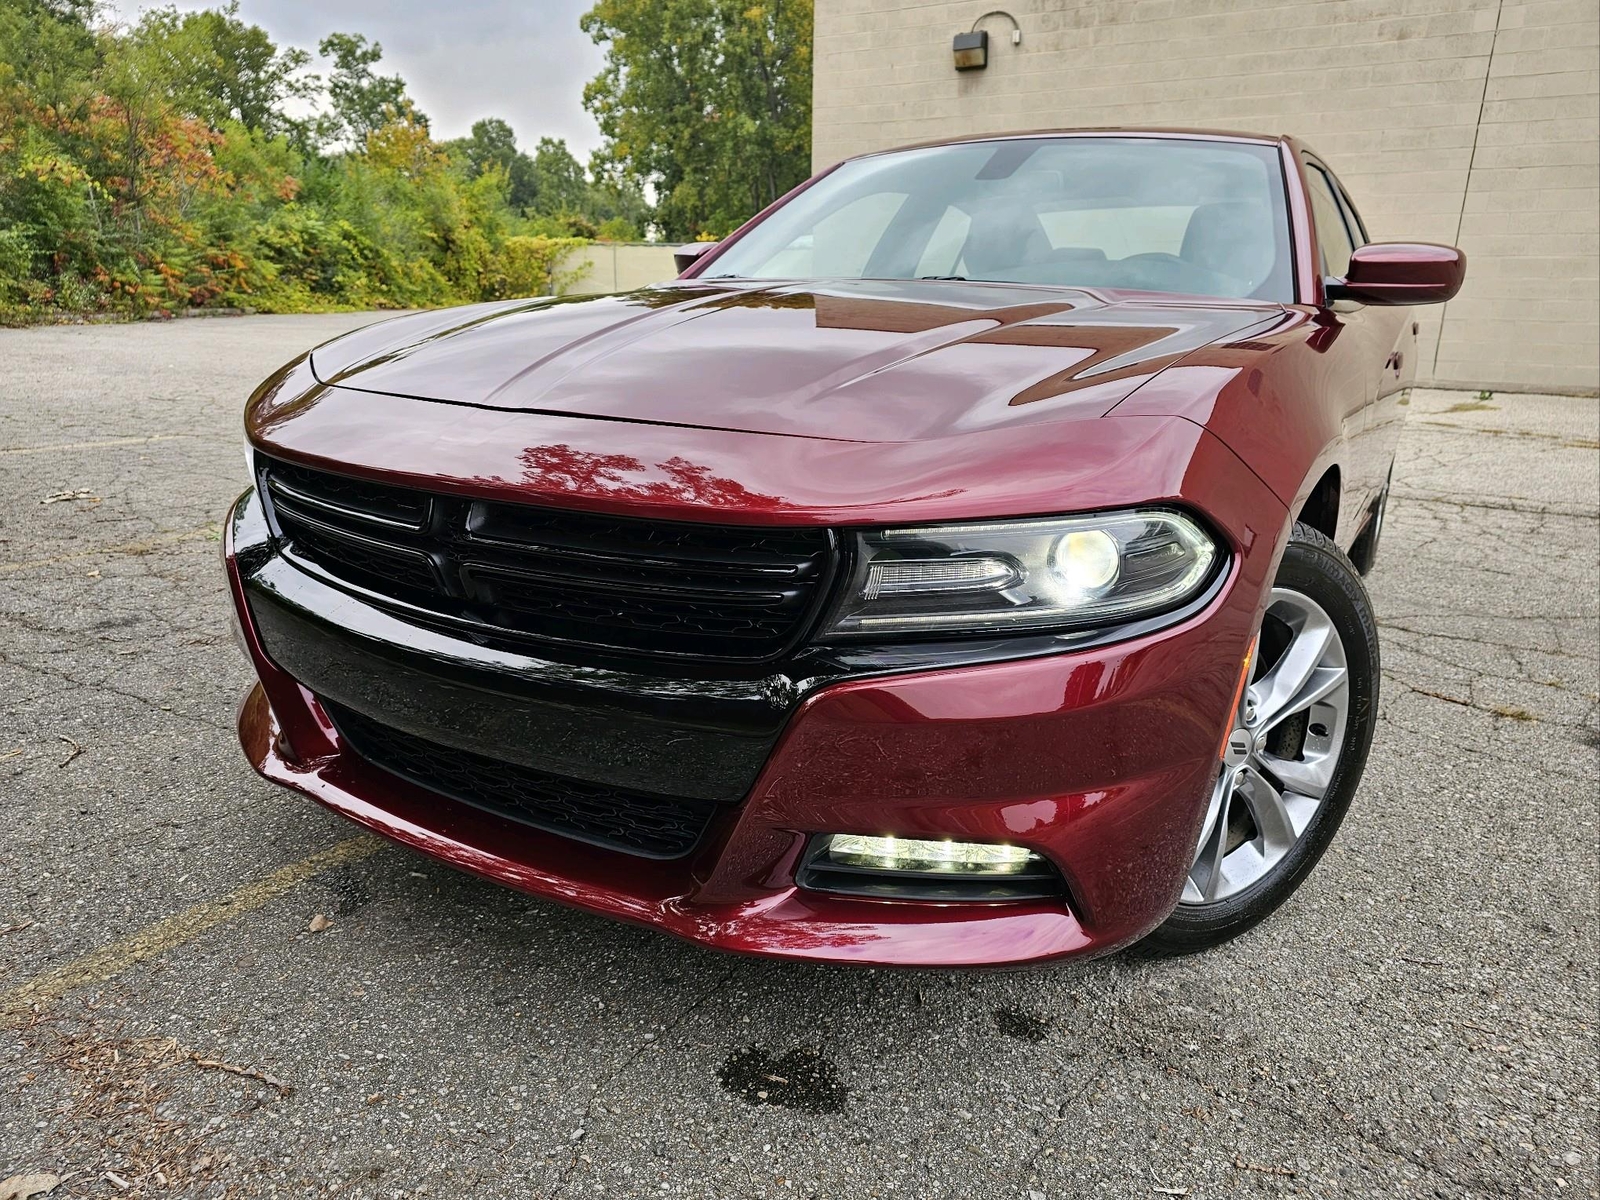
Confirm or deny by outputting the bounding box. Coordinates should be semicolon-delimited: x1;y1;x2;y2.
307;913;332;932
0;1174;61;1200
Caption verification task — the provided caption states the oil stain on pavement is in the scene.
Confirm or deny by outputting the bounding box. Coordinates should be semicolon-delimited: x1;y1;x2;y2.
992;1006;1051;1042
716;1047;847;1113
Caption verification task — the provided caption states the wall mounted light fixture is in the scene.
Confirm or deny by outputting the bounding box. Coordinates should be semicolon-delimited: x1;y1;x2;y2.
952;30;988;70
953;11;1021;71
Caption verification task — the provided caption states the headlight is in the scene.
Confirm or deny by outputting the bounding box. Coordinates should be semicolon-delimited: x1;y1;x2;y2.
824;509;1220;637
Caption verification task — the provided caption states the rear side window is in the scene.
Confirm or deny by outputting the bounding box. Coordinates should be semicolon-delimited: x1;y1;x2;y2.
1305;164;1355;277
1334;181;1369;248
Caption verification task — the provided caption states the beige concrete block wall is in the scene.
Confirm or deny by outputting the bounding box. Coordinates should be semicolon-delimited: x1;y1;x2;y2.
558;244;679;296
813;0;1599;393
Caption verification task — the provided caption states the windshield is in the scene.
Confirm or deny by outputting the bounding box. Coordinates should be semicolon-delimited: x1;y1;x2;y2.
706;137;1295;302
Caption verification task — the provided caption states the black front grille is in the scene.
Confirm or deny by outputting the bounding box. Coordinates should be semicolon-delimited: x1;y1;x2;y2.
324;701;719;859
258;457;837;663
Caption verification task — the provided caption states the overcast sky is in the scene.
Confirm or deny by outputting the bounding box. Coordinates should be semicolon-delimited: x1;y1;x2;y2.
104;0;606;157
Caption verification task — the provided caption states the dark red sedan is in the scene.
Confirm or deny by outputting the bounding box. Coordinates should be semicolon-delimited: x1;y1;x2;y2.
225;130;1464;966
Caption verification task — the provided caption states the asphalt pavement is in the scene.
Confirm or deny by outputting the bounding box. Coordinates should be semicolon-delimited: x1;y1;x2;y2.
1;314;1596;1199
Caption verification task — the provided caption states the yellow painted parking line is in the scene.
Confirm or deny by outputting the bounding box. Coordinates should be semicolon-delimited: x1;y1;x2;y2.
1;836;380;1027
0;434;194;455
0;524;219;574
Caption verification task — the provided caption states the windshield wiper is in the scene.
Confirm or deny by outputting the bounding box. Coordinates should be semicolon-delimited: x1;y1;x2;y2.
919;275;967;281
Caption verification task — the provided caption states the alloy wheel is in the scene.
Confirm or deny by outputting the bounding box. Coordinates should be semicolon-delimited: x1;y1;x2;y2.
1181;587;1351;906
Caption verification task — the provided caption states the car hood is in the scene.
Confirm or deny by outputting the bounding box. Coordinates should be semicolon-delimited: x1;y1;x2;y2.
310;280;1280;443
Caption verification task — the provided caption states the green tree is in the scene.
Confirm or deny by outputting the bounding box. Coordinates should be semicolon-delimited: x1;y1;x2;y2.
580;0;811;240
133;3;315;135
530;135;587;216
446;116;538;212
0;3;623;323
0;0;99;112
317;32;413;150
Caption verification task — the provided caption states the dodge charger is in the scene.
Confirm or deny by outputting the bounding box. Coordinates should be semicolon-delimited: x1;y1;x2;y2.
224;130;1465;966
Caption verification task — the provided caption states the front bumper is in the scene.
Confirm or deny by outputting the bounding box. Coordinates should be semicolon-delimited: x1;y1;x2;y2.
227;482;1277;967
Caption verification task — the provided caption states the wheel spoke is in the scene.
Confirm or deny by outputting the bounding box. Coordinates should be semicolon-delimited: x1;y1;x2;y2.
1271;666;1348;733
1235;764;1296;853
1248;613;1333;729
1260;749;1335;800
1189;770;1236;902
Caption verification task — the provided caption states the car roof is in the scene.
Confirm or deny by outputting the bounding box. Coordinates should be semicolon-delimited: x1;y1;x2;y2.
849;128;1289;160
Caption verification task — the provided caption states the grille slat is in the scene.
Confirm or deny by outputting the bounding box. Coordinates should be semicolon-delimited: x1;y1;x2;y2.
258;457;837;662
276;511;441;596
461;561;803;609
325;701;717;859
466;502;826;572
265;459;430;529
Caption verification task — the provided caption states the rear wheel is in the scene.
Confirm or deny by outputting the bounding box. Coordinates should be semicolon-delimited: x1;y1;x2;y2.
1140;523;1379;956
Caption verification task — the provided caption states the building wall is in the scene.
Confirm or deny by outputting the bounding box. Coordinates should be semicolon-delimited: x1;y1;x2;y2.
813;0;1600;393
558;243;680;296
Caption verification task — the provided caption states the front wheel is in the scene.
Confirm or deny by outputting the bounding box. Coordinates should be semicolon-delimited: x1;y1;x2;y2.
1139;523;1380;956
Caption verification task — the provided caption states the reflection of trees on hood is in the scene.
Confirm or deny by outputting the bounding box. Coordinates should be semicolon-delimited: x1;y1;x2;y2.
516;445;783;512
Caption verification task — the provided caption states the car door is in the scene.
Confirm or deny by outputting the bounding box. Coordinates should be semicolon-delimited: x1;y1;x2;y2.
1333;174;1414;492
1301;157;1390;540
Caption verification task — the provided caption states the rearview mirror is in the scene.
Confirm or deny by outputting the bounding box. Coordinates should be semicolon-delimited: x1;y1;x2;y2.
674;241;720;275
1325;242;1465;306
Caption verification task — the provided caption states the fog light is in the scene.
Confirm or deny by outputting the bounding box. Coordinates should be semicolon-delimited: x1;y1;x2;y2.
799;833;1063;902
823;834;1038;875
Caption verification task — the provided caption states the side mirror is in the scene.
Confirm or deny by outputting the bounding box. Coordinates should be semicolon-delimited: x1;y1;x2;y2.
674;241;720;275
1325;242;1465;306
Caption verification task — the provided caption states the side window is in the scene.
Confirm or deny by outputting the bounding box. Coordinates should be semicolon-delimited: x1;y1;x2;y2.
1334;181;1369;248
1304;164;1354;278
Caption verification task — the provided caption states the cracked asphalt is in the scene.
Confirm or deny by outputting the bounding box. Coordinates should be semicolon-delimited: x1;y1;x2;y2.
2;315;1597;1199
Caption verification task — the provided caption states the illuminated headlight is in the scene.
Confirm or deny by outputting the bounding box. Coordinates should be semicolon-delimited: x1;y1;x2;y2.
825;509;1219;637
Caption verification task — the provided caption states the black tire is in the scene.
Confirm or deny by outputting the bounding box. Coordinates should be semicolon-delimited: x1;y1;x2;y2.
1137;523;1380;957
1347;463;1392;576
